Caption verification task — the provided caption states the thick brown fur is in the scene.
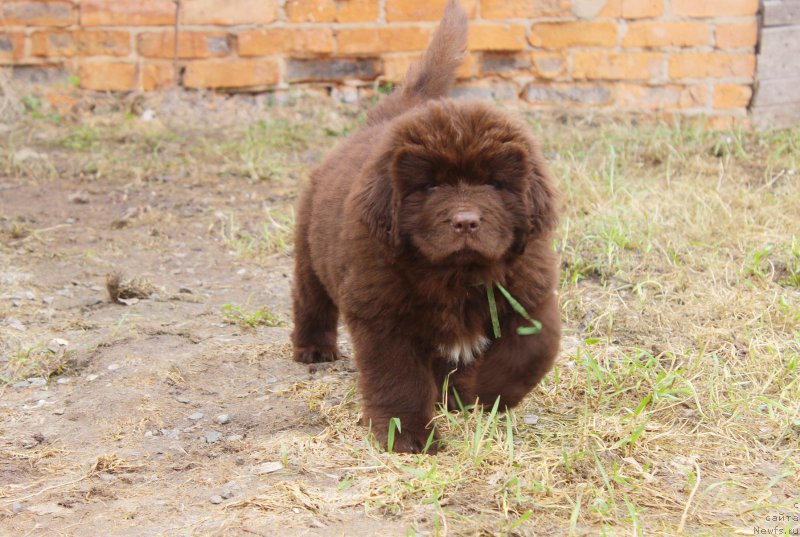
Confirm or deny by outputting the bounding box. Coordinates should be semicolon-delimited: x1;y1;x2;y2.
291;0;561;453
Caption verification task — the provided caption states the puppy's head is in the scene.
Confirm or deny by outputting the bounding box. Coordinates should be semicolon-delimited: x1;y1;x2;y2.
357;100;557;267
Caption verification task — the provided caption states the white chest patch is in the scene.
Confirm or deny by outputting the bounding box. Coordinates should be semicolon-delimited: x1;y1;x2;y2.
438;335;490;365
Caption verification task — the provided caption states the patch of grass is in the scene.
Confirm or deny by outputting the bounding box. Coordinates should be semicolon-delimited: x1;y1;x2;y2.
62;125;99;151
211;207;295;259
221;304;284;328
1;343;72;384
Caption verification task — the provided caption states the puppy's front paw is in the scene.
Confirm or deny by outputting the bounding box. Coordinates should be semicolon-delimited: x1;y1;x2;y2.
293;345;339;363
371;419;440;454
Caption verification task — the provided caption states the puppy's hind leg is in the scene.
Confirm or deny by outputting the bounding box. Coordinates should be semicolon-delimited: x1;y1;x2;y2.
291;218;339;364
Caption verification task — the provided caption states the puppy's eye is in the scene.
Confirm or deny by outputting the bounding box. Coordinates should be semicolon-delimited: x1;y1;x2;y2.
424;183;439;193
489;180;503;190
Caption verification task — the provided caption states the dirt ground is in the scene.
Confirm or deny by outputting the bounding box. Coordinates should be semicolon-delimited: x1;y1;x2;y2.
1;83;799;536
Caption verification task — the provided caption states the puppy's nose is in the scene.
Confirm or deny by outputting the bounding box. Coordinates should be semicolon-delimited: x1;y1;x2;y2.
451;211;481;234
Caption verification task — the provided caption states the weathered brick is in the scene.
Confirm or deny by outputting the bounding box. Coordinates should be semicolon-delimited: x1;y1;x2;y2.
239;29;334;56
616;83;707;109
623;22;709;48
287;58;377;82
2;1;76;27
713;84;752;109
184;59;280;89
668;52;755;79
0;33;25;62
285;0;379;22
31;31;131;58
142;62;175;90
182;0;277;25
480;53;532;76
573;52;663;80
671;0;758;17
81;0;175;26
482;0;570;18
531;52;567;79
386;0;477;22
469;24;527;51
337;27;431;54
452;80;519;100
78;62;138;91
138;32;230;59
530;22;618;49
383;52;475;81
525;83;613;106
573;0;662;19
715;23;758;49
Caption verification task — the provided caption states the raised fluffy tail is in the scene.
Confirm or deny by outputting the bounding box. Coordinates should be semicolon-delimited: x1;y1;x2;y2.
367;0;468;125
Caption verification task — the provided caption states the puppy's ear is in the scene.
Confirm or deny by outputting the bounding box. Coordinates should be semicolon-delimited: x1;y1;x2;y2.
524;140;559;237
354;164;399;248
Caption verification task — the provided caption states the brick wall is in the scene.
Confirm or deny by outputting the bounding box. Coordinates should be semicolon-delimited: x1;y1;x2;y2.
1;0;759;119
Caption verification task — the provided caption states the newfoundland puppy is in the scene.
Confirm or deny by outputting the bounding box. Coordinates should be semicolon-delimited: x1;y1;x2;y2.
292;0;560;453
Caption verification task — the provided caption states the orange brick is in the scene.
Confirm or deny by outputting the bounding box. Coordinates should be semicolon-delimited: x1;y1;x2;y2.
616;83;707;109
0;33;25;62
620;0;662;18
482;0;570;18
138;32;231;59
386;0;477;21
285;0;379;22
469;24;527;51
337;27;432;54
573;51;663;80
31;31;131;57
531;52;567;79
713;84;752;109
142;63;175;90
238;29;334;56
1;1;76;27
81;0;175;26
44;92;78;114
78;62;137;92
669;52;755;79
181;0;277;25
672;0;758;17
530;22;618;49
183;59;280;89
575;0;661;18
623;22;709;48
716;23;758;49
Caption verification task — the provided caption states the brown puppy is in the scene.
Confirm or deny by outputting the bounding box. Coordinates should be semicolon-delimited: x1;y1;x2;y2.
291;0;560;453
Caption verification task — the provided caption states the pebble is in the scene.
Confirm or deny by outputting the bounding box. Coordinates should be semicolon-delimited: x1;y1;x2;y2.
523;415;539;425
43;296;55;305
57;378;70;384
8;319;26;332
25;291;35;300
13;381;30;389
27;377;47;387
12;502;23;514
253;462;283;475
86;374;99;381
226;434;243;442
209;495;223;505
11;299;21;307
176;395;191;404
224;481;241;491
220;489;233;499
107;364;120;371
215;414;231;425
53;408;65;416
188;412;204;421
205;431;222;443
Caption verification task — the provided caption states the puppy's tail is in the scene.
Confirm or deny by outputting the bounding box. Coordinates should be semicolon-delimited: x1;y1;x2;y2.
367;0;468;125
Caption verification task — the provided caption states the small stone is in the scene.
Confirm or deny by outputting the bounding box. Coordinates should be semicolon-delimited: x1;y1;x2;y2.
43;296;55;305
209;495;223;504
205;431;222;443
11;299;21;307
98;473;116;482
523;415;539;425
236;268;246;275
50;337;69;348
224;481;241;491
176;395;191;404
13;381;30;389
8;319;25;332
57;377;70;384
226;434;243;442
253;462;283;475
86;374;99;381
144;431;153;437
12;502;23;513
107;363;120;371
215;414;231;425
188;412;204;421
56;288;72;297
27;377;47;387
53;408;65;416
220;489;233;499
178;287;194;294
25;291;35;300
